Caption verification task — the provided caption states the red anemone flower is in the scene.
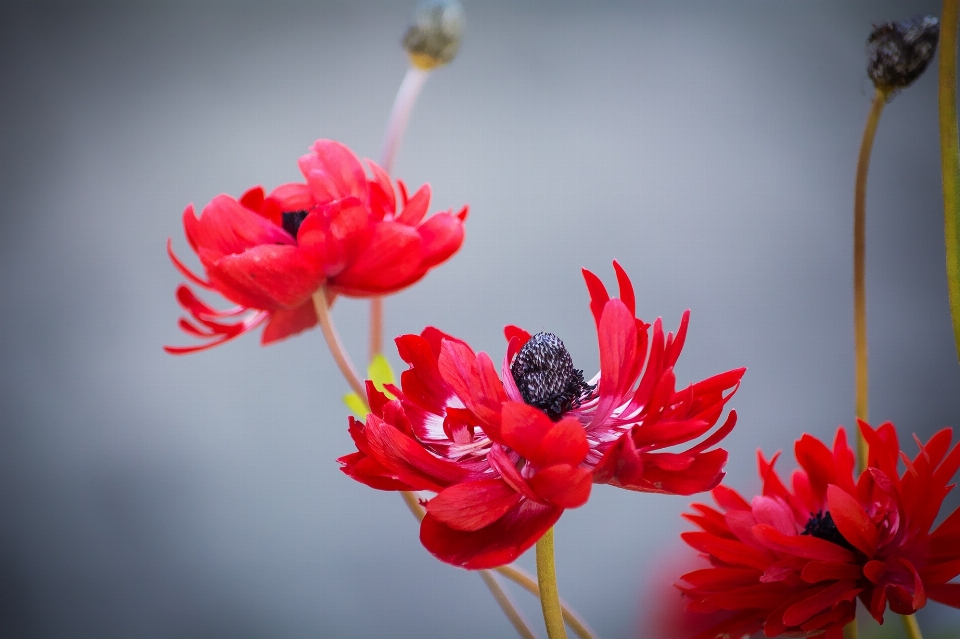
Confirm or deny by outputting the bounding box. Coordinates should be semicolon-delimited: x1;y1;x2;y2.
166;139;467;353
339;262;745;568
677;421;960;639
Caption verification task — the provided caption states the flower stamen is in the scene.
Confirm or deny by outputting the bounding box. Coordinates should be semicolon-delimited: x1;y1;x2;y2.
281;210;310;238
802;511;855;552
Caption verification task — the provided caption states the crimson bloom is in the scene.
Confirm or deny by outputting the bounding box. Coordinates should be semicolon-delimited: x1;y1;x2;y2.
677;421;960;639
340;263;744;568
166;139;467;353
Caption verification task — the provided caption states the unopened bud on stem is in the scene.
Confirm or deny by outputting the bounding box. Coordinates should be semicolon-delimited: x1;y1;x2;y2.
867;16;940;95
402;0;464;70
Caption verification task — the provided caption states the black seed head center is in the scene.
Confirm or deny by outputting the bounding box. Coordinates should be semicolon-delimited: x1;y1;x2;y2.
510;332;595;421
802;511;855;552
281;210;310;239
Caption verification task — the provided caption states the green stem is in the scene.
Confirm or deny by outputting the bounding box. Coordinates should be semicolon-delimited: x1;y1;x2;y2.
843;618;858;639
536;528;568;639
902;613;924;639
853;87;887;472
942;0;960;363
495;564;598;639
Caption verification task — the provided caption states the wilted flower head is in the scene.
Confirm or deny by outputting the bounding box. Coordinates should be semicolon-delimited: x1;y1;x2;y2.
403;0;465;69
340;263;744;568
867;16;940;92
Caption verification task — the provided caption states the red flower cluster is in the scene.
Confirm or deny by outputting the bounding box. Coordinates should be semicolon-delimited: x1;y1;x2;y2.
678;422;960;639
340;263;744;568
166;139;467;353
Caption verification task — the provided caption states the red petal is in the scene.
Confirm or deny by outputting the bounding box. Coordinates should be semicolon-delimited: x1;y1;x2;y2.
611;260;635;316
714;485;751;511
185;195;293;264
593;431;644;486
782;581;859;627
634;449;728;495
488;444;539;501
751;495;798;536
365;160;396;215
266;182;315;213
528;464;592;508
299;139;368;203
437;341;507;432
826;485;879;557
394;332;455;417
365;414;472;490
207;244;324;309
795;434;839;502
531;416;589;468
420;500;563;569
800;561;862;583
499;402;552;461
261;300;317;344
919;559;960;584
863;560;887;584
590;299;638;428
330;221;423;294
167;238;213;288
396;182;431;225
581;267;610;329
297;198;372;278
752;525;855;562
426;479;523;531
338;451;416;491
416;212;465;269
926;583;960;608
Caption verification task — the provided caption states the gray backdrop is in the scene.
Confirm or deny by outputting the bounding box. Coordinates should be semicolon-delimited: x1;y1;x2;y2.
1;1;958;637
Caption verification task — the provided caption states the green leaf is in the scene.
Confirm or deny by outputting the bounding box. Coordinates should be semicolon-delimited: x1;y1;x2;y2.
367;354;396;391
342;355;398;418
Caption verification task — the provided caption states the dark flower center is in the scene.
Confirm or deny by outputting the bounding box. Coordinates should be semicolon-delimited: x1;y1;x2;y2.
510;332;594;421
802;511;855;551
282;210;310;239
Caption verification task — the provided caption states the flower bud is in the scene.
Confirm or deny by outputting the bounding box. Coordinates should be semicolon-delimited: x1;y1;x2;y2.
402;0;464;70
867;16;940;93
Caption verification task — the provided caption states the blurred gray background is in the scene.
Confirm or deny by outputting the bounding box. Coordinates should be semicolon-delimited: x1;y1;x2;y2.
1;1;958;637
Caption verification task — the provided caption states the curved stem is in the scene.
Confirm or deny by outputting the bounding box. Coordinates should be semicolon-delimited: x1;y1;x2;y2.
401;489;425;520
479;571;540;639
495;565;598;639
853;87;887;471
380;66;431;175
843;619;858;639
536;528;568;639
941;0;960;363
368;66;432;361
312;289;365;398
902;613;924;639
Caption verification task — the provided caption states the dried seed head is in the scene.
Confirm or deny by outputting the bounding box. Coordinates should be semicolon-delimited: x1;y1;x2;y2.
867;16;940;93
402;0;465;70
510;332;594;421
